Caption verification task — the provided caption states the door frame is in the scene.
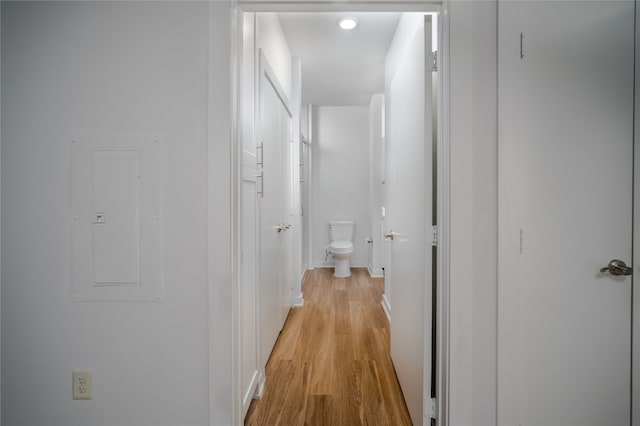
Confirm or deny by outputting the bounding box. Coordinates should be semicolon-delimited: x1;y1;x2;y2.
224;2;451;425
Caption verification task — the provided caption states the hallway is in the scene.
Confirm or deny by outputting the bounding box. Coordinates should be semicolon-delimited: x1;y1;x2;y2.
245;268;413;425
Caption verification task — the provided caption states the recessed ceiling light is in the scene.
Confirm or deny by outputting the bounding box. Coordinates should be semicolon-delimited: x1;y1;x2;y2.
338;17;359;30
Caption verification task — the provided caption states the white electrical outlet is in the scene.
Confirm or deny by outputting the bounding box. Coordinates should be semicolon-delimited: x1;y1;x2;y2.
72;370;93;400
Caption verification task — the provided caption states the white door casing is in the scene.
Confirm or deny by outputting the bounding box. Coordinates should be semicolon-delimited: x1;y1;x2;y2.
387;15;433;426
498;2;634;425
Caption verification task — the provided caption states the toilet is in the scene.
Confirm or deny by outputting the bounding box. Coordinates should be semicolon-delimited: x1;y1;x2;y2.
328;220;355;278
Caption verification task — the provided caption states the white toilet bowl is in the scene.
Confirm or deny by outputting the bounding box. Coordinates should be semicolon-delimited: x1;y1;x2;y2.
329;240;354;278
328;221;355;278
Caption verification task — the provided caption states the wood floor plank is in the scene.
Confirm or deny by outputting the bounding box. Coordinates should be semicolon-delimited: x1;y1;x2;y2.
349;301;366;361
331;335;360;426
246;360;297;426
271;307;304;361
278;361;312;426
244;268;412;426
305;395;334;425
333;290;351;335
360;360;390;426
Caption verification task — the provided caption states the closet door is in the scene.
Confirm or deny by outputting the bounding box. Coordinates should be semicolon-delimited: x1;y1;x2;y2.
498;2;634;424
258;51;293;370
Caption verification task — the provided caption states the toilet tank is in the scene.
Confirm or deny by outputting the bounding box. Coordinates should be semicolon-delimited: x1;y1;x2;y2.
329;221;354;241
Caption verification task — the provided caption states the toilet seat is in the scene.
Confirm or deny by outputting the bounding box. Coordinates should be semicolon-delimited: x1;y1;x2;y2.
330;240;354;254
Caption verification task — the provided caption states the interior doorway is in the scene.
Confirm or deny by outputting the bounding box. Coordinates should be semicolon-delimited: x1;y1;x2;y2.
233;3;449;425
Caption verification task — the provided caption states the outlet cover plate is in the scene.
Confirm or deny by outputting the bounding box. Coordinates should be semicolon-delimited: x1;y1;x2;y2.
72;370;93;400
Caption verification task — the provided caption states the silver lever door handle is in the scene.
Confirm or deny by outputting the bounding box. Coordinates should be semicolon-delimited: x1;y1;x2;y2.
600;259;633;276
384;231;396;241
275;223;291;233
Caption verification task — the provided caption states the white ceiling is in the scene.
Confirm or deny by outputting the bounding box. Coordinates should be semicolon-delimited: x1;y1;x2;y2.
277;12;401;106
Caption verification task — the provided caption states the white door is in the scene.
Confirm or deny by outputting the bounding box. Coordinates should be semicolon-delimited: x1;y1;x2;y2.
240;153;259;410
280;108;293;325
239;14;260;413
498;2;634;425
386;15;433;425
258;52;293;369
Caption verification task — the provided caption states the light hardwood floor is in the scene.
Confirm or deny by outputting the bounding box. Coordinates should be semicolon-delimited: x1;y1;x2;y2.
245;268;413;426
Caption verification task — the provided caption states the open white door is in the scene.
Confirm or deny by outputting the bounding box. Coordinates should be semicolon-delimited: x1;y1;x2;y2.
498;2;634;424
258;51;293;370
386;15;433;426
280;106;294;325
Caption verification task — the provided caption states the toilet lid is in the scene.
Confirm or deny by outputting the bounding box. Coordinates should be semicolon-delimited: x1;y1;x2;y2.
330;240;353;253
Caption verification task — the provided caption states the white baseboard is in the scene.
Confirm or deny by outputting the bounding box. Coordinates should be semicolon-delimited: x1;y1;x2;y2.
368;266;384;278
381;294;391;322
312;260;369;269
252;373;265;400
293;292;304;307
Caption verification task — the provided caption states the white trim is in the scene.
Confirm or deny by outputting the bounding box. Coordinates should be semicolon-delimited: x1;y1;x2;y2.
312;261;369;269
436;4;450;425
259;50;292;118
306;106;314;272
241;370;260;416
253;375;265;400
382;294;392;322
293;293;304;307
368;266;385;278
208;2;238;425
239;1;440;12
230;7;242;425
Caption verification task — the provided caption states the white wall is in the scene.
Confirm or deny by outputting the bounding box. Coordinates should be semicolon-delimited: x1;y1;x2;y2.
290;58;304;304
368;94;384;277
385;14;425;98
2;2;210;425
300;104;312;270
209;2;235;424
311;106;370;268
447;1;498;425
257;13;293;102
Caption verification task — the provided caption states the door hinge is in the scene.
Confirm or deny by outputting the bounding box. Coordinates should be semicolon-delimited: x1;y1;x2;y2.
427;50;438;72
425;397;437;419
431;225;438;247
